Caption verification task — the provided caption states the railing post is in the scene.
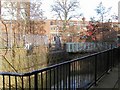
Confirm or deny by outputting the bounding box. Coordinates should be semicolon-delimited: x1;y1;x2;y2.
94;55;97;86
34;74;38;90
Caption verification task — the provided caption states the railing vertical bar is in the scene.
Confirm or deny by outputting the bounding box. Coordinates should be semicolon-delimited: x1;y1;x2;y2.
117;47;120;63
39;73;41;88
34;73;38;90
107;51;109;72
111;49;113;69
77;61;79;88
3;75;5;90
116;48;119;63
76;61;77;88
21;76;24;89
116;48;118;64
29;76;31;90
73;62;75;89
103;52;105;72
60;65;62;90
118;47;120;63
101;53;103;75
79;60;81;88
54;69;55;90
63;65;64;89
65;64;68;90
104;52;106;70
78;61;80;88
76;61;78;88
72;62;74;89
101;53;103;73
74;62;75;89
109;50;111;69
57;66;59;90
76;61;77;89
87;57;89;86
46;71;47;90
111;49;113;71
113;49;115;66
115;48;117;65
41;72;43;90
9;75;11;90
78;60;80;88
112;49;114;67
15;76;17;90
114;48;115;65
117;48;119;64
68;63;71;89
95;54;97;86
107;51;108;70
71;63;73;89
50;69;51;90
113;49;117;67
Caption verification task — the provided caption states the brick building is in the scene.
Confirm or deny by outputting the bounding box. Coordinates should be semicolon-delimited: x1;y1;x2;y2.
0;0;119;48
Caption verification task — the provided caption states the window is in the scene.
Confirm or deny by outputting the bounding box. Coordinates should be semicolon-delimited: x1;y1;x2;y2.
50;21;53;25
69;22;74;26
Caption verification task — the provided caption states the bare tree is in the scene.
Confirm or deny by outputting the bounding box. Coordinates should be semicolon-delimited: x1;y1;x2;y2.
95;2;112;23
0;0;47;74
90;17;96;23
30;1;46;34
111;13;118;21
51;0;82;31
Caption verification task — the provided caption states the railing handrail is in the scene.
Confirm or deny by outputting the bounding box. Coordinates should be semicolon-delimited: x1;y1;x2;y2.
0;48;114;76
0;72;22;76
22;48;115;76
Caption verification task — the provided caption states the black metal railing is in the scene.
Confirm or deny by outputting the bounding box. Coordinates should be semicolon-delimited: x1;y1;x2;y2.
0;47;119;89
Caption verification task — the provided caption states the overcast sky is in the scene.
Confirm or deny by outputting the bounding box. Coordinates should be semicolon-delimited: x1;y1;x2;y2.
41;0;119;21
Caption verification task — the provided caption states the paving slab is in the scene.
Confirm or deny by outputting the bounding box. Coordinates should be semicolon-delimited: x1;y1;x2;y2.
90;66;119;89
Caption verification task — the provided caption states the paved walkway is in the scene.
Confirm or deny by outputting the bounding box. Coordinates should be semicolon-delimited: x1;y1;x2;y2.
90;65;119;89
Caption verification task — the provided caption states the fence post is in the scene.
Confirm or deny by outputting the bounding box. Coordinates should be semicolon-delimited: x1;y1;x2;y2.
34;74;38;90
